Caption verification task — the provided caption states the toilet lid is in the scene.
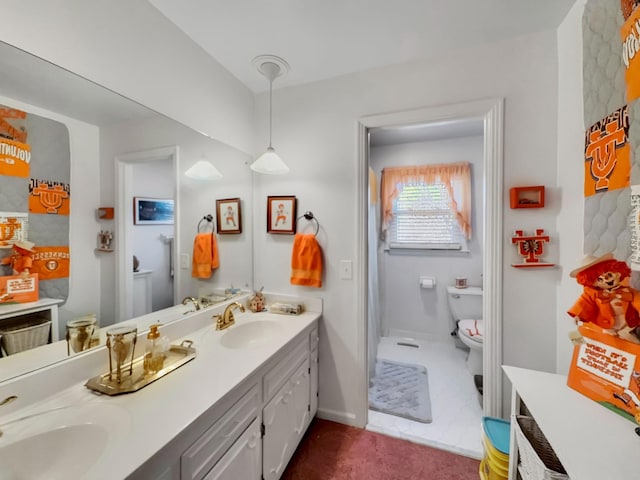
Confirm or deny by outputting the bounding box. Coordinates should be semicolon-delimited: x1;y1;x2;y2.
458;319;483;343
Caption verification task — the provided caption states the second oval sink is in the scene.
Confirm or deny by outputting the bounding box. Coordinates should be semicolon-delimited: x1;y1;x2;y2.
220;320;282;349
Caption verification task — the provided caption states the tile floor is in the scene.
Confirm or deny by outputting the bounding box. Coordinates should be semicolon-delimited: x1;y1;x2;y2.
366;336;484;459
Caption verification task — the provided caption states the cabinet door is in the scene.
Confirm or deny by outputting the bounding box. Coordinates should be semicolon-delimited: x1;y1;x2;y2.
309;347;318;421
291;360;310;438
204;419;261;480
262;379;295;480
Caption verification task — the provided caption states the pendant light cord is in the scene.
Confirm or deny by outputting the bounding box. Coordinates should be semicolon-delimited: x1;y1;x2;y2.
268;77;273;149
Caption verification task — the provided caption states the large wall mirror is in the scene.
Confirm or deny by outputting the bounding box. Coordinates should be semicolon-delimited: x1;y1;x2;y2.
0;41;254;381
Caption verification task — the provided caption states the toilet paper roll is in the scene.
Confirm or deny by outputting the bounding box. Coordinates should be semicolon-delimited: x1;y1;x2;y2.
419;276;436;289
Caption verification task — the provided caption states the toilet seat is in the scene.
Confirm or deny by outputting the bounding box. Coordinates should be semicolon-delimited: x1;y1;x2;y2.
458;319;483;344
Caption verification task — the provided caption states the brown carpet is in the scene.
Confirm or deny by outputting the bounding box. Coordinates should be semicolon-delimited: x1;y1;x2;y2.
282;418;480;480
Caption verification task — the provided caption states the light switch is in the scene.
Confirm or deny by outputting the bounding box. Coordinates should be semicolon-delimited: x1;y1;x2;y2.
180;253;190;269
339;260;353;280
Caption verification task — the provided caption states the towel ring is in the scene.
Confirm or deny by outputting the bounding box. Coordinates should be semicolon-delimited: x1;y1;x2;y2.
197;214;214;232
296;211;320;236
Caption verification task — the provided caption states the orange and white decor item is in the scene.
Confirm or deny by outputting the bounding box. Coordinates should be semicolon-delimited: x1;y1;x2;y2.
0;212;28;248
584;105;630;197
510;229;554;268
30;246;70;280
568;324;640;425
28;179;70;215
0;106;30;179
622;5;640;101
0;274;38;304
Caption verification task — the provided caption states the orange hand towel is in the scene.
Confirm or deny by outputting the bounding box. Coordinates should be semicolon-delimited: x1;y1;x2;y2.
291;234;323;288
192;232;220;278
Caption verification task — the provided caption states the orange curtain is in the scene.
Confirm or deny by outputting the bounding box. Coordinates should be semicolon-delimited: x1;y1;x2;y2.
380;162;472;239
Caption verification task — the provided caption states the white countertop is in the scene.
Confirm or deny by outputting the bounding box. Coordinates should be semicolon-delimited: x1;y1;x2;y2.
503;365;638;480
0;304;320;479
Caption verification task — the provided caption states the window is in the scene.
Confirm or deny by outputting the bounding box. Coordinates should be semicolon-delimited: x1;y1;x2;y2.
380;162;472;251
388;182;466;250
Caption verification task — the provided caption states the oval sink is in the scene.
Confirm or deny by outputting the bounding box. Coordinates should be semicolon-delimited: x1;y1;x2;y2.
0;402;129;479
220;320;282;349
0;424;108;479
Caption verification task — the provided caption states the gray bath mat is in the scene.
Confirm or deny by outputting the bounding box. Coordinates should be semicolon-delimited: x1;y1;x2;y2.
369;359;432;423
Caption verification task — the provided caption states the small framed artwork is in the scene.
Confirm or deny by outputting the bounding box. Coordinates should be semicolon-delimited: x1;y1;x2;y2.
267;196;297;234
133;197;174;225
216;198;242;234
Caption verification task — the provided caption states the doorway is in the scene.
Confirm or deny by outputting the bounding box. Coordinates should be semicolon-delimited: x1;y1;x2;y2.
115;146;180;322
356;99;504;433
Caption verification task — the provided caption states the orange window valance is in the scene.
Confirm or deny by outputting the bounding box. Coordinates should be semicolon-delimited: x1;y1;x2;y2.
380;162;472;239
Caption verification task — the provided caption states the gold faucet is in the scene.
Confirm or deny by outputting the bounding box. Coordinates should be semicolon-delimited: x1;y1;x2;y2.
0;395;18;438
215;302;245;330
182;296;201;311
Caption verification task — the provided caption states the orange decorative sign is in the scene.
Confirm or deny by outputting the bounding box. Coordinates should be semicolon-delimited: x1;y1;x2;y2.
0;274;39;304
584;106;630;197
622;7;640;102
30;246;70;280
29;179;70;215
0;137;31;178
568;324;640;425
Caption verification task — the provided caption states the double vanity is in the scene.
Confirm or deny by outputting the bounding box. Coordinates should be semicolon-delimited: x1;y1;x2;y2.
0;294;321;480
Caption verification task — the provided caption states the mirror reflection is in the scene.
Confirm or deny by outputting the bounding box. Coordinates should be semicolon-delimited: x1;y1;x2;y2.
0;41;253;380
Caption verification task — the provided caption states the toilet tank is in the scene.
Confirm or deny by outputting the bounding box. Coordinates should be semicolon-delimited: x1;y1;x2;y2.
447;286;483;320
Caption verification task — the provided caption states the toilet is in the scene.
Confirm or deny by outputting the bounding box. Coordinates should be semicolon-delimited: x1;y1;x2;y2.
447;285;483;376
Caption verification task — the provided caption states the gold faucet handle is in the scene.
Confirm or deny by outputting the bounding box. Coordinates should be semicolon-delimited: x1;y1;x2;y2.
214;313;225;330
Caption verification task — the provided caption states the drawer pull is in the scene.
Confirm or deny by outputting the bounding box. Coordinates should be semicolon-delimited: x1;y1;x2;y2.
247;432;260;449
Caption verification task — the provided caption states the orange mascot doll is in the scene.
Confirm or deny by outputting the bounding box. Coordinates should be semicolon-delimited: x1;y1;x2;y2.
568;253;640;344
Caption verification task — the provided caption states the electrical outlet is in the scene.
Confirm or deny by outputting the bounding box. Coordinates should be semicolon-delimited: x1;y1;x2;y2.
339;260;353;280
180;253;190;269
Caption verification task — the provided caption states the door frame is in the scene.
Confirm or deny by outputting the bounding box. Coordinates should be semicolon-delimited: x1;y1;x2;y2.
115;146;180;321
356;98;504;423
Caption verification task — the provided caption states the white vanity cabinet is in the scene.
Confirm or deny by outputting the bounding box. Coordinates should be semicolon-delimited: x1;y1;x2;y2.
203;419;262;480
128;319;319;480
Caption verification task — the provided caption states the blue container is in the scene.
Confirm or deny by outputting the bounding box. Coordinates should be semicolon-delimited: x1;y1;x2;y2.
482;416;510;456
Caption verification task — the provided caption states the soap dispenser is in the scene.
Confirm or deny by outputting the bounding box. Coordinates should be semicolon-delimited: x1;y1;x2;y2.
143;324;165;375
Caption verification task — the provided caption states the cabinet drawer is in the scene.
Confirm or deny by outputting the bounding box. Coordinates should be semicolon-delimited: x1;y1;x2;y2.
181;385;259;480
263;339;308;402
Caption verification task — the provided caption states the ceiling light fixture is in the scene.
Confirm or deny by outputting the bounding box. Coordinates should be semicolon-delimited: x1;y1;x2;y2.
185;158;223;180
250;55;290;175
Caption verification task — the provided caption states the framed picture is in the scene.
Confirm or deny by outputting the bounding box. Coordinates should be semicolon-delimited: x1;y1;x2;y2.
133;197;174;225
267;196;297;234
216;198;242;234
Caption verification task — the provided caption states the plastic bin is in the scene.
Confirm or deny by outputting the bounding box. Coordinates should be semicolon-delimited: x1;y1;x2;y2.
0;316;51;355
481;417;510;480
514;415;569;480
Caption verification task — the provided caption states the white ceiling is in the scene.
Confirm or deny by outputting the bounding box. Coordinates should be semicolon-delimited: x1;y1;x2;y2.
150;0;577;93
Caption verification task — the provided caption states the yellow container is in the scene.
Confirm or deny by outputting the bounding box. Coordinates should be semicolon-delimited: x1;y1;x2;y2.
480;457;508;480
482;433;509;471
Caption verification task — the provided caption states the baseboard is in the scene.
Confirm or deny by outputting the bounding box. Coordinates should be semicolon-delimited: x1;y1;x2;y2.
317;408;361;427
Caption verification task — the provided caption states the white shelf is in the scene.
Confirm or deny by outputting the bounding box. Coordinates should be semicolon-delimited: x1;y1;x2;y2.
503;365;637;480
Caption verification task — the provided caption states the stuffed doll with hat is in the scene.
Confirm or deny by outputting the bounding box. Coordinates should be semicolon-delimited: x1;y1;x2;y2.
1;240;36;278
568;253;640;344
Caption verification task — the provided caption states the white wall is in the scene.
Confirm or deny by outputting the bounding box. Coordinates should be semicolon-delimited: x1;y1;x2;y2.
556;0;587;374
0;1;254;154
369;136;484;342
253;30;561;424
0;94;102;340
131;161;174;313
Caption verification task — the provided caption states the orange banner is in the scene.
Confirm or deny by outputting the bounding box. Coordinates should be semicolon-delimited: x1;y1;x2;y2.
29;179;70;215
584;106;630;197
30;246;70;280
0;137;30;178
622;7;640;102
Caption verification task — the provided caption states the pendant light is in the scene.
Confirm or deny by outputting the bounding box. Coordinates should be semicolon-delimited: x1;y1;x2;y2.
185;156;223;180
250;55;290;175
